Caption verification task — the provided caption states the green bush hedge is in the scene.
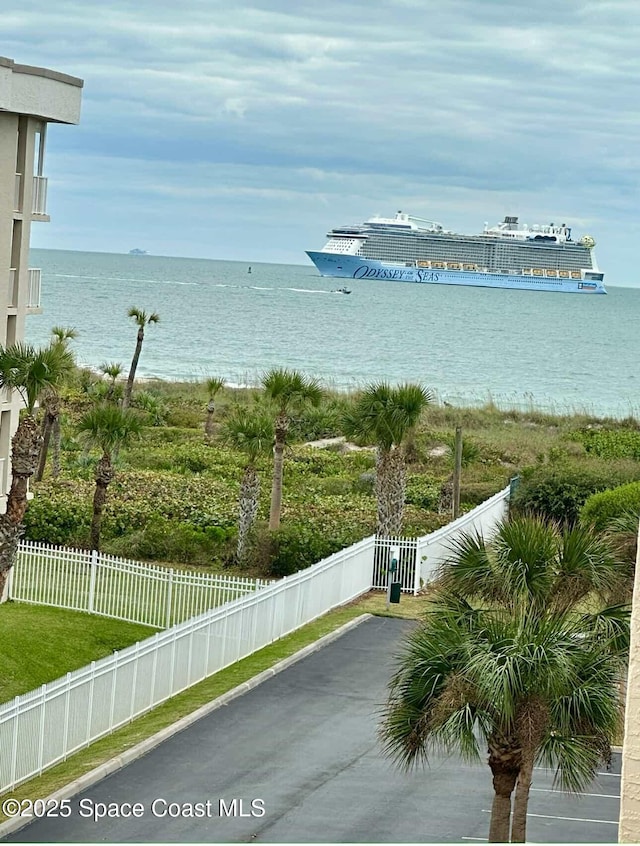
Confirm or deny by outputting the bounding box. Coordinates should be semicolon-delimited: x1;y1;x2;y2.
25;472;240;548
581;482;640;530
405;476;440;510
570;428;640;460
510;464;640;525
106;517;233;564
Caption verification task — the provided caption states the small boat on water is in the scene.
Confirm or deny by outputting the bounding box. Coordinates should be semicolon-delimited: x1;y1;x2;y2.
332;286;351;294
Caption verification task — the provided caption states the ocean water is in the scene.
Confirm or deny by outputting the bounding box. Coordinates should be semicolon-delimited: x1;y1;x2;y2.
25;248;640;419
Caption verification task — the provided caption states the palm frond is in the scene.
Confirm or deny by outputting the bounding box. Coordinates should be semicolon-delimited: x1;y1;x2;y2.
77;404;143;453
221;407;274;463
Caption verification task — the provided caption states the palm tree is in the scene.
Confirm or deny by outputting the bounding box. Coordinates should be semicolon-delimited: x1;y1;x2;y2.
0;342;74;593
380;594;624;843
261;368;323;530
77;404;142;550
99;361;124;403
342;382;433;536
221;407;274;564
381;515;628;842
122;307;159;410
35;326;78;482
437;516;630;841
204;376;225;438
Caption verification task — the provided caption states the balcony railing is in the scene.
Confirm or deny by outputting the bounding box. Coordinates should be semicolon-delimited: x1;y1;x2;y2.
8;268;17;308
32;176;48;216
12;174;49;216
13;173;22;212
5;268;41;310
27;268;41;309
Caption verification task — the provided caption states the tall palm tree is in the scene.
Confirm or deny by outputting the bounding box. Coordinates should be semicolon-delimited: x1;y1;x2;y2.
381;515;628;842
435;516;629;841
77;404;142;551
261;368;323;530
0;342;74;593
35;326;78;482
342;382;433;536
380;594;624;843
221;407;273;564
122;307;160;410
204;376;225;438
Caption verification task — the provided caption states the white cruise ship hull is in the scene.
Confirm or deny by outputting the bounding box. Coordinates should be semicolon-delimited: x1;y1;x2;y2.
306;252;607;294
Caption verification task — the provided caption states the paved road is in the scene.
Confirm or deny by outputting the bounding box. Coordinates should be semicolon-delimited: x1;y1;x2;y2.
5;617;620;842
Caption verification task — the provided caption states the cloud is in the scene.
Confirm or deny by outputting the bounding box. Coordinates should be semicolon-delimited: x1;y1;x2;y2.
2;0;638;282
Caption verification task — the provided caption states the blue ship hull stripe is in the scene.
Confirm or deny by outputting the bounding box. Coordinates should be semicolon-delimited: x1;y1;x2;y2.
305;252;607;294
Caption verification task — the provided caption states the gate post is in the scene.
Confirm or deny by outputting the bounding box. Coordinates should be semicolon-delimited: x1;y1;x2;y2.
88;549;98;613
412;540;421;595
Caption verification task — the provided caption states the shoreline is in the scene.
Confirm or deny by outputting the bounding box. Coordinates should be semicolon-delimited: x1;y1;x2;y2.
88;367;639;424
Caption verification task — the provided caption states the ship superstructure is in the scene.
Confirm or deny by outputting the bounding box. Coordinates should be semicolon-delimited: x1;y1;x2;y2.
306;212;606;294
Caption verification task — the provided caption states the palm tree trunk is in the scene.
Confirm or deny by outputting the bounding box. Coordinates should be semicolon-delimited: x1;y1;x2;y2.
35;414;54;481
204;402;215;438
487;732;521;843
123;330;144;409
488;783;515;843
237;464;259;563
375;446;406;536
269;412;288;531
90;454;114;551
0;416;42;594
510;757;534;843
51;416;61;478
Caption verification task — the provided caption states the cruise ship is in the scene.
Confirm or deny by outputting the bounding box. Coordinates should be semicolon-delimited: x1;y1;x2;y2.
306;212;606;294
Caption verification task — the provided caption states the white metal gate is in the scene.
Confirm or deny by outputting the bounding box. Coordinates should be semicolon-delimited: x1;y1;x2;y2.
372;536;419;594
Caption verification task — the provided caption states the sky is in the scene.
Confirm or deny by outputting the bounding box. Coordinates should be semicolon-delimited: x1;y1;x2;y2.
3;0;640;283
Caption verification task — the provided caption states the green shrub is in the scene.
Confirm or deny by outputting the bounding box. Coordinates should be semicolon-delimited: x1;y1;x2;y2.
318;477;353;496
24;484;90;546
570;428;640;460
27;471;239;548
105;517;232;564
441;434;481;467
510;464;637;525
352;472;375;494
405;476;440;510
288;398;350;442
267;523;347;578
581;482;640;531
460;481;505;507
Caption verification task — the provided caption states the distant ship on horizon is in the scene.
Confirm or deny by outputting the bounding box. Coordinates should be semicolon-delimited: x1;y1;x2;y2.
306;211;606;294
129;248;148;255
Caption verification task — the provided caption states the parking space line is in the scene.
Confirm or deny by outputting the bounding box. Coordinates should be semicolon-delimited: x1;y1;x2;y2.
526;812;618;825
533;767;620;778
530;788;620;799
482;809;617;825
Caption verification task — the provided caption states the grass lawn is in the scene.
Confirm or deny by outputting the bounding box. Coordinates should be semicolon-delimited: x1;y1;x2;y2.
0;603;156;703
0;591;426;816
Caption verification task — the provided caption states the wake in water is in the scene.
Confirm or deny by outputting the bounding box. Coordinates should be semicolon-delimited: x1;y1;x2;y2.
48;273;198;286
212;282;336;295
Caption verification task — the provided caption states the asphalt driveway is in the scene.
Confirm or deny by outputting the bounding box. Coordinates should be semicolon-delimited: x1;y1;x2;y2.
4;616;620;843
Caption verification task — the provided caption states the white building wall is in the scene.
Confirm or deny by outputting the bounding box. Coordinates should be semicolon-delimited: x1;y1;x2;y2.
0;57;82;512
619;524;640;841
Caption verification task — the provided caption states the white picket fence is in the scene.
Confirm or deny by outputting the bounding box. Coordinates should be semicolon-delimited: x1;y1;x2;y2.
417;487;511;584
0;488;511;794
0;536;374;794
8;541;272;629
371;487;511;592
